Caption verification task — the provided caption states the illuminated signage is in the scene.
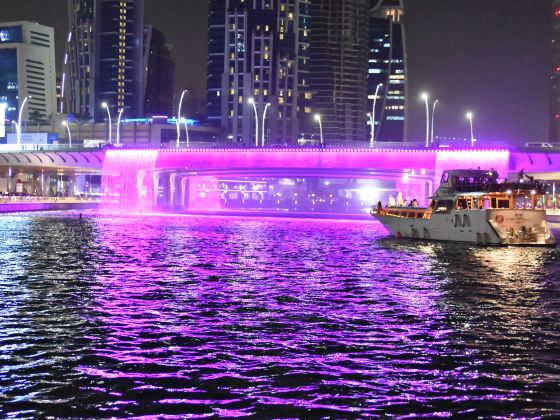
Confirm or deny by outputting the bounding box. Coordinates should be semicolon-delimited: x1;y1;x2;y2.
0;103;6;138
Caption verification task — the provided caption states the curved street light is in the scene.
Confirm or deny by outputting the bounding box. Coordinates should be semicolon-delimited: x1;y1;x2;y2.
62;121;72;147
466;112;475;147
430;99;439;146
370;83;383;147
101;102;112;144
17;96;31;145
116;108;124;146
421;92;429;148
176;89;188;148
261;102;270;147
314;114;323;147
248;97;259;147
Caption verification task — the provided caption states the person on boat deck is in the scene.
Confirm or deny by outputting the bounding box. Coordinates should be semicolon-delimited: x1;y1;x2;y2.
411;198;418;207
397;192;404;207
377;201;383;212
388;195;396;207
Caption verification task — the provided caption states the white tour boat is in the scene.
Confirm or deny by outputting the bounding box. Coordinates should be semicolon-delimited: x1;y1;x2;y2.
371;169;557;246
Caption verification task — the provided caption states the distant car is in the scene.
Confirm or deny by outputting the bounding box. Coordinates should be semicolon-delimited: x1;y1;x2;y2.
524;142;553;148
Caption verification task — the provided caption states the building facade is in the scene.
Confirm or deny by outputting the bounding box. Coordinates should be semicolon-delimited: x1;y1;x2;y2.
368;0;406;142
66;0;144;121
207;0;312;145
66;0;95;119
308;0;369;144
143;26;175;117
551;0;560;142
0;22;57;127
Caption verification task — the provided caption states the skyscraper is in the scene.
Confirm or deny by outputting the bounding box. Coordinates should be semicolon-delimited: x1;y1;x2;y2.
66;0;94;118
308;0;369;143
0;21;57;124
143;26;175;116
368;0;406;142
66;0;144;121
551;0;560;142
206;0;312;145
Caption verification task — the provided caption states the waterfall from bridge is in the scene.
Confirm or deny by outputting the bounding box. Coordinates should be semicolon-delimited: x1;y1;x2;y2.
435;150;510;186
100;149;158;213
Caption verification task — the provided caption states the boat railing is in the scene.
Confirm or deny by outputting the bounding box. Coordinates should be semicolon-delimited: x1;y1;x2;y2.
375;207;428;219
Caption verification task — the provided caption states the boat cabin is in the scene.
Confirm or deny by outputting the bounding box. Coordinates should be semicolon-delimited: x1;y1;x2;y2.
372;169;543;220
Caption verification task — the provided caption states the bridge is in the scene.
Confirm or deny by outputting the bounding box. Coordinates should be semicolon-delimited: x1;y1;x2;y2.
0;147;558;210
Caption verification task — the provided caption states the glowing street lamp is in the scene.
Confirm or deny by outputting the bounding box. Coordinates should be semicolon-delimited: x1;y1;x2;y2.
62;121;72;147
430;99;439;146
261;102;270;147
466;111;475;147
248;97;259;147
421;92;429;148
116;108;124;146
314;114;323;146
17;95;31;145
101;102;112;144
176;89;188;148
370;83;383;146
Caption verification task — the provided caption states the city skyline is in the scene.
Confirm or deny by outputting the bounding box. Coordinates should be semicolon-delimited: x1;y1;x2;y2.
0;0;553;144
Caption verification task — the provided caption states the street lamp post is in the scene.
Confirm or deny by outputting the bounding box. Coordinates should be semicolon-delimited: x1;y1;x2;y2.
101;102;112;144
370;83;383;146
314;114;323;147
116;108;124;146
261;102;270;147
430;99;439;146
17;96;30;145
63;121;72;147
466;112;475;147
248;97;259;147
176;89;188;148
421;92;430;148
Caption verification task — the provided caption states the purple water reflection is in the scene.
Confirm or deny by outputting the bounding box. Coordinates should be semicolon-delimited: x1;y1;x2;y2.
0;214;558;417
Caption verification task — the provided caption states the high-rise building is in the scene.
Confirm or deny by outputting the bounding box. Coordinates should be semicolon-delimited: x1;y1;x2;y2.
551;0;560;142
66;0;144;121
368;0;406;142
0;22;57;126
308;0;369;143
66;0;95;118
206;0;312;145
143;26;175;117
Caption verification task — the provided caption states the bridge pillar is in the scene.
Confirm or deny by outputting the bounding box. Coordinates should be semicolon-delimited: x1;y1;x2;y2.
153;172;160;208
180;177;188;208
169;172;177;207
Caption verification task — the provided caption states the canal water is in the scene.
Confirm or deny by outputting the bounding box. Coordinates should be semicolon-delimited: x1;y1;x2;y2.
0;213;559;418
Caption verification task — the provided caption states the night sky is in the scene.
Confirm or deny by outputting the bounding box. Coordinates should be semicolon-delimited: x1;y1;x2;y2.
1;0;553;144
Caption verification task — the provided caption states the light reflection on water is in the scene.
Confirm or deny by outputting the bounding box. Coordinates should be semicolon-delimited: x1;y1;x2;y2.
0;213;559;418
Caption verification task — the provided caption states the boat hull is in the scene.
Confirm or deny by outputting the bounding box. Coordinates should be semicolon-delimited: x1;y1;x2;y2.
373;209;556;246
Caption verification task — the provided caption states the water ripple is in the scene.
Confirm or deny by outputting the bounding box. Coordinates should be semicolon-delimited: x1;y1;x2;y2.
0;213;559;418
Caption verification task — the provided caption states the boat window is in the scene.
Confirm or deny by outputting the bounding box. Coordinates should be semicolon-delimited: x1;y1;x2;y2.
434;200;453;213
456;198;468;209
497;199;510;209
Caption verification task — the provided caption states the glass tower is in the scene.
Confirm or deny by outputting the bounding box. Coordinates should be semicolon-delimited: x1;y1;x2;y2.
66;0;144;120
368;0;406;142
308;0;370;144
